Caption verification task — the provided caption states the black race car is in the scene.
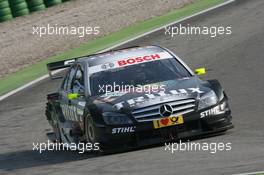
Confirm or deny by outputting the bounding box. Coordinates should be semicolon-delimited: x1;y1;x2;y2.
45;45;233;151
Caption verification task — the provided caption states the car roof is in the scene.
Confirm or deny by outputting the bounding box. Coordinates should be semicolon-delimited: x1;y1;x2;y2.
77;45;167;67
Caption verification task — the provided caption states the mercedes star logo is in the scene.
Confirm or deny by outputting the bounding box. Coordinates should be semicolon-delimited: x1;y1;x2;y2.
159;104;173;117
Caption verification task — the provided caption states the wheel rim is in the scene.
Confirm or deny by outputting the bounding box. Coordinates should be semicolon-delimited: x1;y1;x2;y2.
87;123;95;142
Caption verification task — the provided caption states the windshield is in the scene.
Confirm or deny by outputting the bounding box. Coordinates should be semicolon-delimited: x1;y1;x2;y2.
90;58;191;95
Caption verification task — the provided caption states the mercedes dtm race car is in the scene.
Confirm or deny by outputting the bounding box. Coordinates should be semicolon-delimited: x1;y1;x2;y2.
45;45;233;151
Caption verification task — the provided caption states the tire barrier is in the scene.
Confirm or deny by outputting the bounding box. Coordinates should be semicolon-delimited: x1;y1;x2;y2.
0;0;69;22
44;0;62;7
0;0;13;22
26;0;45;12
8;0;29;17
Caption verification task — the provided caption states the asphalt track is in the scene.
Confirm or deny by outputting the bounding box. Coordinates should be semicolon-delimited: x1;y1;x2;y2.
0;0;264;174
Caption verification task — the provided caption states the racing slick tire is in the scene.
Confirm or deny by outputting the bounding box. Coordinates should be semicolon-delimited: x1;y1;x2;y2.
85;115;113;153
85;116;102;151
45;102;62;143
84;116;132;154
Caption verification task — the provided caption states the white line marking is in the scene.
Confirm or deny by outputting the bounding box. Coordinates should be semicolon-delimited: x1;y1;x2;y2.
233;171;264;175
0;0;235;101
0;75;49;101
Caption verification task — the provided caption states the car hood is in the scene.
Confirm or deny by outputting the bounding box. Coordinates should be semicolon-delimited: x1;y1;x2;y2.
92;77;212;112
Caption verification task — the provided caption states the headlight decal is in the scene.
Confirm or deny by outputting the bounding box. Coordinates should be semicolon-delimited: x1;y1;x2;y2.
102;112;133;125
198;90;218;110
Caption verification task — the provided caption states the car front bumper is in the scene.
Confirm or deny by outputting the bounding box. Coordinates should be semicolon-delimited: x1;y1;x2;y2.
95;99;233;148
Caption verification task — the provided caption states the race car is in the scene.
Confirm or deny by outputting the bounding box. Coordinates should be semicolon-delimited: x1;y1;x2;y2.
45;45;233;151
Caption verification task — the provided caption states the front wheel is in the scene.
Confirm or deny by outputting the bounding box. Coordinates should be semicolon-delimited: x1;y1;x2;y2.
85;116;127;154
85;116;98;143
85;116;107;153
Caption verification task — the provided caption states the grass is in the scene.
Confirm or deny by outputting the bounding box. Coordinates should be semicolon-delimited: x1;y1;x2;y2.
0;0;225;96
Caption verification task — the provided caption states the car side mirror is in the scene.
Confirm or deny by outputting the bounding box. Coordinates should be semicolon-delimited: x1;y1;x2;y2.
195;68;206;75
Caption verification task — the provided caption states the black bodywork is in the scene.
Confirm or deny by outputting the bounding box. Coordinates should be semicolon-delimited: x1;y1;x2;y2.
45;46;233;150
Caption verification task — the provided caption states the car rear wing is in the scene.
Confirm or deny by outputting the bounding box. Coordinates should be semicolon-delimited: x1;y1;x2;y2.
47;58;76;79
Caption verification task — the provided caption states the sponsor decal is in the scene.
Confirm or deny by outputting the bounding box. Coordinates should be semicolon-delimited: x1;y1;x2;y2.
153;115;184;129
117;53;161;67
78;101;86;107
113;88;204;110
60;104;84;122
100;91;128;98
112;126;136;134
88;52;172;74
200;105;223;118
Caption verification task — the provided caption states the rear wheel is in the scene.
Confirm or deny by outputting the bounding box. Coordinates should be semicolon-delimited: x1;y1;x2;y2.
52;114;62;143
45;102;61;142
